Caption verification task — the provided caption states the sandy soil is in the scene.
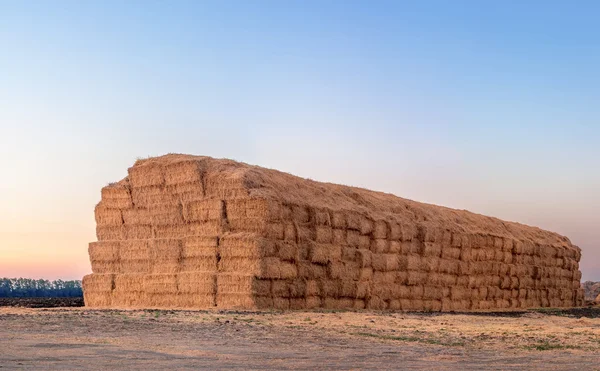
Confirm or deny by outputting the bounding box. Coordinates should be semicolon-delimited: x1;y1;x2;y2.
1;307;599;370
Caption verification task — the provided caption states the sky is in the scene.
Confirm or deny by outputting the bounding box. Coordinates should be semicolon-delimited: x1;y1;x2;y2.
0;1;598;281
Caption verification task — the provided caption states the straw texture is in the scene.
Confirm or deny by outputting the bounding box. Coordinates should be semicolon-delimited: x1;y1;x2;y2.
83;154;584;310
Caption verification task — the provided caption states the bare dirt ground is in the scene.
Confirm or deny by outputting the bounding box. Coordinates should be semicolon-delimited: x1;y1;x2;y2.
1;307;599;370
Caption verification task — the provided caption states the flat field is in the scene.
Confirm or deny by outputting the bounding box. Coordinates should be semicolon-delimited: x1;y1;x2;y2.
1;306;599;370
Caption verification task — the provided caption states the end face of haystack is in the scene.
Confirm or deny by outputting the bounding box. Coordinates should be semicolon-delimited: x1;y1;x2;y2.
83;154;584;310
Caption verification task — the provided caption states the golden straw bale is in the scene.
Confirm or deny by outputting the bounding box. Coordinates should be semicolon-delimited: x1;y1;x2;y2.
101;183;132;209
346;211;361;231
122;208;151;225
321;280;341;297
389;221;402;241
370;239;390;254
359;267;373;281
342;246;358;262
131;186;177;208
423;286;444;300
358;235;371;249
399;254;422;271
324;298;354;309
423;300;442;312
124;224;153;240
128;162;164;188
356;281;371;299
89;241;120;262
340;280;358;297
277;241;298;261
331;211;346;229
219;234;276;258
94;205;123;227
346;230;360;247
306;280;320;296
184;199;222;222
186;221;223;237
401;223;418;241
164;159;203;185
148;203;184;225
356;249;372;268
315;209;331;226
389;241;401;253
306;296;322;309
366;296;387;310
371;254;399;272
451;233;464;247
373;220;388;239
178;272;216;294
422;256;440;272
353;299;366;309
289;298;306;310
165;181;205;203
83;273;114;293
272;280;291;298
401;241;421;254
96;225;124;241
421;242;442;257
329;261;360;280
216;293;254;309
406;271;427;286
315;226;333;243
310;244;342;265
332;229;346;245
290;204;310;223
441;247;461;260
298;262;327;279
143;274;178;294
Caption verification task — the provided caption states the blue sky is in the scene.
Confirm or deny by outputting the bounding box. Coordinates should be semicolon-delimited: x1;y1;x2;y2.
0;1;598;280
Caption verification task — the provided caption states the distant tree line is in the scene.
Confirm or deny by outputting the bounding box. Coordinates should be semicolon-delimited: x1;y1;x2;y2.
0;278;83;298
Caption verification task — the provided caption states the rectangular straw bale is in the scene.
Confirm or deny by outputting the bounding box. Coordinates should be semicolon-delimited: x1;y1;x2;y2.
226;199;282;221
423;286;444;300
111;292;148;308
422;256;440;272
342;246;358;262
421;242;442;257
324;298;354;309
315;209;331;226
217;273;270;295
346;230;360;247
83;291;112;308
94;205;123;226
272;280;291;297
184;199;222;222
277;240;298;261
328;261;360;280
346;211;361;231
370;239;389;254
373;220;389;239
310;244;342;265
389;221;402;241
131;186;176;208
96;225;124;241
113;274;145;292
315;226;333;243
149;203;184;225
91;261;119;274
438;259;459;275
298;262;327;279
401;241;421;254
165;182;205;204
306;280;320;296
306;296;322;309
399;255;422;271
82;274;114;293
356;281;371;299
143;274;178;294
401;223;418;241
290;204;310;223
406;271;427;286
359;267;374;281
355;249;372;268
164;159;203;185
283;223;296;241
124;224;153;240
358;235;371;249
151;239;182;274
219;234;276;258
332;228;346;245
89;241;120;262
331;211;346;229
321;279;341;297
128;162;164;188
389;241;401;253
441;246;461;260
371;254;399;272
371;284;392;300
101;184;132;209
122;208;151;225
186;221;223;237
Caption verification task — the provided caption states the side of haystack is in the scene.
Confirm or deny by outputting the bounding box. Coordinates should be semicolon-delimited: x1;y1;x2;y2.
83;154;584;310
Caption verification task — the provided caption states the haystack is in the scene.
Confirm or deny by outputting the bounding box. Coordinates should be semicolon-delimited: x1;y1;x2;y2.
83;154;584;310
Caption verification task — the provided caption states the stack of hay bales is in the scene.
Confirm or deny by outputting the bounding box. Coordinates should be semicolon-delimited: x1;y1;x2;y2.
83;154;584;310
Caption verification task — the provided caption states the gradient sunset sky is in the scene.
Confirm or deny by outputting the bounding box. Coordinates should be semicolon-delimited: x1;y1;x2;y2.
1;1;598;281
